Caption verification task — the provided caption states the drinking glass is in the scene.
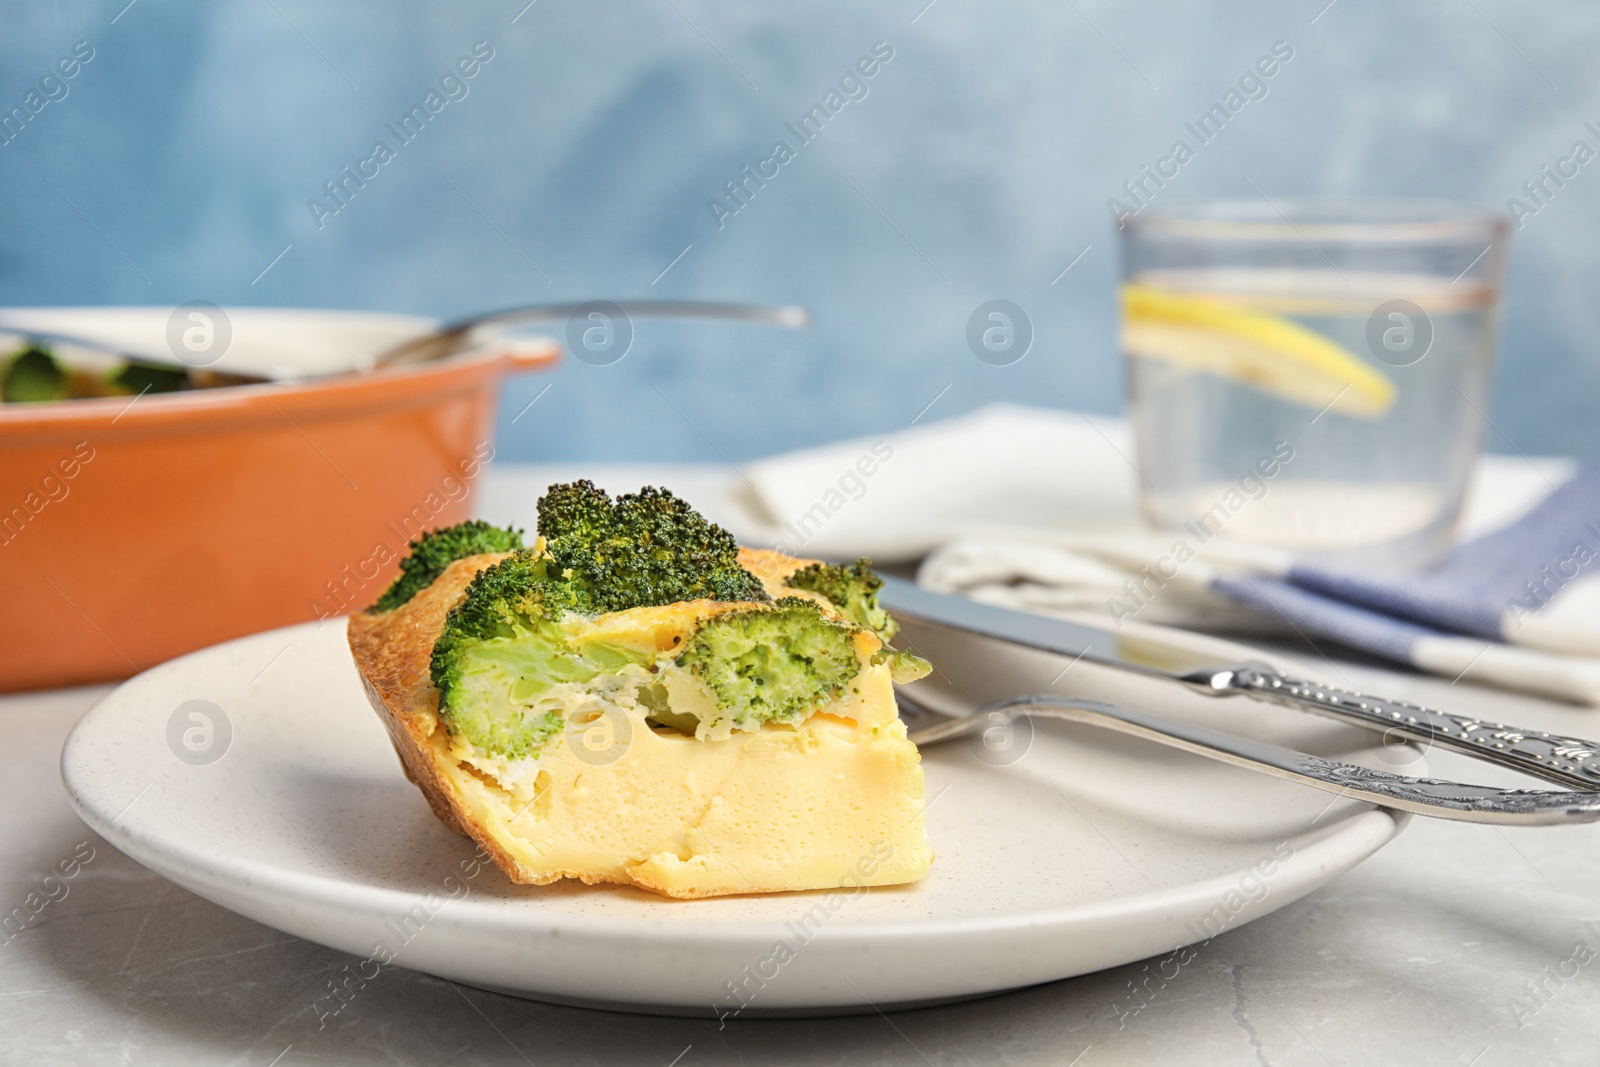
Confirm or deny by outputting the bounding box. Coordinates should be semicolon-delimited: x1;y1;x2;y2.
1120;199;1510;571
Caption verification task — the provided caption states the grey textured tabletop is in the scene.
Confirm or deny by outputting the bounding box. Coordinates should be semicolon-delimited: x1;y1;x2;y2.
7;468;1600;1065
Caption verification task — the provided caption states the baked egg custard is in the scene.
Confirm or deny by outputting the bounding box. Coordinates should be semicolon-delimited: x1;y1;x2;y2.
347;483;933;898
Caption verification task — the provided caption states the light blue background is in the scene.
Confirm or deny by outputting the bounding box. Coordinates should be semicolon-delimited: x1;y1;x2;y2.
4;1;1598;463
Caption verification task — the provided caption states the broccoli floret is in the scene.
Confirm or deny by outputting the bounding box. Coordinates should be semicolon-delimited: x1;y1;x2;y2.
371;521;525;612
787;558;899;642
427;483;777;758
535;478;615;550
2;346;67;403
675;597;862;730
429;550;651;758
109;361;188;396
538;480;769;612
636;680;700;736
430;550;575;682
872;647;934;684
788;559;934;682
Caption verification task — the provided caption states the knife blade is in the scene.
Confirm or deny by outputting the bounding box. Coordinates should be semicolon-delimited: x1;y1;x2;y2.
877;575;1229;680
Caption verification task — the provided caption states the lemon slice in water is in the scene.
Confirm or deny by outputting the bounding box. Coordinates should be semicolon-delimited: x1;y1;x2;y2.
1120;283;1396;419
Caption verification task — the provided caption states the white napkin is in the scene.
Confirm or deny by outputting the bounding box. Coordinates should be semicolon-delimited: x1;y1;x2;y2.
724;404;1139;560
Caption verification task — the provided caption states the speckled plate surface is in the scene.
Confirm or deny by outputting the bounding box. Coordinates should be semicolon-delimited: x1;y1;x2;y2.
61;615;1406;1016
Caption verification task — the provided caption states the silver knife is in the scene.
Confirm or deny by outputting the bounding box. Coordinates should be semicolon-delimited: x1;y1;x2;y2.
877;575;1600;791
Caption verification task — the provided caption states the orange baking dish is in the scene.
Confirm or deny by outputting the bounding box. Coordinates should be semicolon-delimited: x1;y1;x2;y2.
0;307;558;692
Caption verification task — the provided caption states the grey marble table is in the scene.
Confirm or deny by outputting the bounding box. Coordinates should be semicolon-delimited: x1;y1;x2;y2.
7;467;1600;1065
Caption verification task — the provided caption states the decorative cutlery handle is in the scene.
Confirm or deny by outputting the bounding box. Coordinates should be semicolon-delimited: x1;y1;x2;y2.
1193;664;1600;791
1282;756;1600;823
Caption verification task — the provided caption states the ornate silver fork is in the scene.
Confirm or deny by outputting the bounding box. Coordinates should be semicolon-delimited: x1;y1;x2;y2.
899;692;1600;826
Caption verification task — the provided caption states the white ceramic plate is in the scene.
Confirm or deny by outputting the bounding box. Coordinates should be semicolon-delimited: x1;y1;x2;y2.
62;616;1408;1016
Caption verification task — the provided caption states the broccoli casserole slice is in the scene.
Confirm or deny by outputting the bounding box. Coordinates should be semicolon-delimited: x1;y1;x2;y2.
347;481;933;898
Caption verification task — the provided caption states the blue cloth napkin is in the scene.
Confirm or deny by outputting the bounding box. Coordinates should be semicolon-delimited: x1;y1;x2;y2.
1211;471;1600;699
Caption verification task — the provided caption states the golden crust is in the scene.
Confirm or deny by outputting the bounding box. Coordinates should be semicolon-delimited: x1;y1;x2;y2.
347;553;531;882
737;545;810;591
347;547;838;896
